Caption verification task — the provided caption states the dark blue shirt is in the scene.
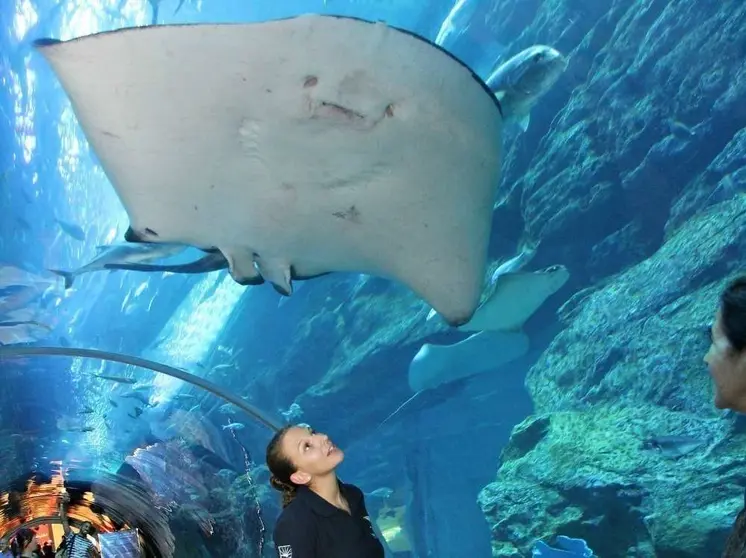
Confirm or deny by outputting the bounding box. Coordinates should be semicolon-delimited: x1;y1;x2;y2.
273;482;385;558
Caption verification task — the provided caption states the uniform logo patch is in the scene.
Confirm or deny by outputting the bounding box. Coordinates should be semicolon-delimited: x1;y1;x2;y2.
363;516;379;538
278;545;292;558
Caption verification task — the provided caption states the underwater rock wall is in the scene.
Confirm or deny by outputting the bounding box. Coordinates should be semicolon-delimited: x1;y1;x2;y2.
478;0;746;555
479;191;746;558
494;0;746;279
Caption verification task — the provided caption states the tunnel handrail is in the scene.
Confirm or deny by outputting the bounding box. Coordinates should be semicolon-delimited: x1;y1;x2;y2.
0;346;282;432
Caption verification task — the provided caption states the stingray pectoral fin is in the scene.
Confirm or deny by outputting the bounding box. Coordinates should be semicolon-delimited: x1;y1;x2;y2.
220;248;263;286
407;330;529;392
383;250;486;327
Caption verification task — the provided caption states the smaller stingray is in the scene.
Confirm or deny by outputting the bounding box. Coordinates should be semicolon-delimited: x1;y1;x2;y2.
427;242;536;323
459;264;569;332
409;263;570;392
408;331;528;392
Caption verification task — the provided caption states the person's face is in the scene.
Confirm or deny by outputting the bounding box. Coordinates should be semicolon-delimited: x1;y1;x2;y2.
78;523;92;537
704;309;746;411
281;425;344;486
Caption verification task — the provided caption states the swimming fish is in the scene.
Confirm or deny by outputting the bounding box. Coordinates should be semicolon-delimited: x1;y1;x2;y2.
49;242;186;289
54;218;86;241
487;45;568;132
222;422;245;431
92;374;138;384
642;435;704;458
102;251;228;276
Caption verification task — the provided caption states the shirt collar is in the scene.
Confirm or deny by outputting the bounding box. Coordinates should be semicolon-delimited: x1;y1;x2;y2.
296;480;362;517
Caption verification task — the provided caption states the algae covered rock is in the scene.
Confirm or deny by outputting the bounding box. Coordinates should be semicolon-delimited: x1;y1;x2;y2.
479;406;745;557
529;193;746;415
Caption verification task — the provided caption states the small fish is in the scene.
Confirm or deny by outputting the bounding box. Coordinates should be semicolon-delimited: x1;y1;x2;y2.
54;218;86;241
132;382;155;392
127;407;142;418
78;406;94;415
108;399;118;408
667;118;695;140
212;363;234;374
62;425;94;433
366;487;394;499
222;422;245;431
704;174;743;207
93;374;137;384
642;435;704;458
121;392;151;406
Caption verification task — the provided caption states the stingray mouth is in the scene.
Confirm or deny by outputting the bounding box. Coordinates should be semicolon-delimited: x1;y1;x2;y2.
307;99;395;128
317;101;365;120
302;72;395;127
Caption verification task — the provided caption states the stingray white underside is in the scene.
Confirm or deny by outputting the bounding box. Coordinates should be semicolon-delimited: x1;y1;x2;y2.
35;15;503;325
458;268;569;332
410;265;570;391
408;330;529;392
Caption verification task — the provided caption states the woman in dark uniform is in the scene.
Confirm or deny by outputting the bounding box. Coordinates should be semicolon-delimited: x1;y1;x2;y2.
266;424;385;558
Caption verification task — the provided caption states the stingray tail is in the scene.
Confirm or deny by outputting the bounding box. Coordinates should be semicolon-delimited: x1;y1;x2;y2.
49;269;74;290
517;233;541;255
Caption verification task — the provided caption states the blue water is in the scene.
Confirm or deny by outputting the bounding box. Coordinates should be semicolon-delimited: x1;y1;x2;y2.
1;0;743;557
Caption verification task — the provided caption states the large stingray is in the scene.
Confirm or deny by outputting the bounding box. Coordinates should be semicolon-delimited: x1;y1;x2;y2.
33;15;505;326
